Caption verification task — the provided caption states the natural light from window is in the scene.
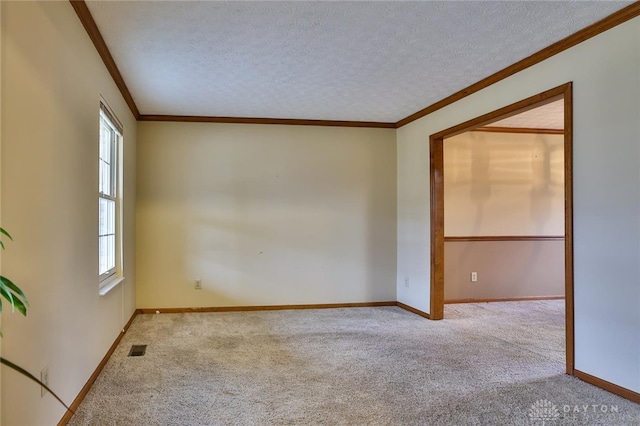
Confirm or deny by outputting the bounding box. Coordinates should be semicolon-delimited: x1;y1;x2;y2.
98;105;121;282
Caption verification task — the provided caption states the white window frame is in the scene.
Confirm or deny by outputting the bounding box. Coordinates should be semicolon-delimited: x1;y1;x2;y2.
98;100;124;294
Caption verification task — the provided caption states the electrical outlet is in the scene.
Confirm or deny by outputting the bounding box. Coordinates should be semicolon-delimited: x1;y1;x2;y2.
471;272;478;282
194;279;202;290
40;366;49;397
404;277;410;288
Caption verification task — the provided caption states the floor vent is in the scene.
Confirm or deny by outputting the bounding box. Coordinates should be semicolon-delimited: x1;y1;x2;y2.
128;345;147;357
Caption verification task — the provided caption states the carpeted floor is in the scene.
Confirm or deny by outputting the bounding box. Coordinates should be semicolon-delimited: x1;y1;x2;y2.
68;301;640;425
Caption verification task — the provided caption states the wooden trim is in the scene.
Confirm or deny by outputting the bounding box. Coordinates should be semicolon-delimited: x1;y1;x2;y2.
445;296;564;304
138;301;397;314
444;236;564;242
432;84;567;141
474;126;564;135
396;2;640;127
69;1;140;119
57;310;139;425
396;302;431;319
65;1;391;130
574;370;640;404
563;83;575;375
429;83;574;369
70;0;639;129
430;137;445;320
138;115;395;129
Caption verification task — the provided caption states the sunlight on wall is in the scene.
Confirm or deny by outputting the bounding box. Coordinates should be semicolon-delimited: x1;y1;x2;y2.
444;131;564;237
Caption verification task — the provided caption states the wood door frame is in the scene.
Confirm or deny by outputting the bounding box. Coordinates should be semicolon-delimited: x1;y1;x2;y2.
429;82;574;375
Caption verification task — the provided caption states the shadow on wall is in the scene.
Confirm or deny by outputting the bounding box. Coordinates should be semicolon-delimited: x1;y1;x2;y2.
445;131;564;237
530;134;564;235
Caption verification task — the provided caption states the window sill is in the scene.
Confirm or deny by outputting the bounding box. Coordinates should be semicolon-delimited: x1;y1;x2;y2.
99;276;125;296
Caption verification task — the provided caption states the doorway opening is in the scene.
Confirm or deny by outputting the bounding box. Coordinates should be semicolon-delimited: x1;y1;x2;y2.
429;82;574;374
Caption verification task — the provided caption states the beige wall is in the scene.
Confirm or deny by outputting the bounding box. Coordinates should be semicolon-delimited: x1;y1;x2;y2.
137;122;396;308
444;240;564;301
444;131;564;237
397;17;640;392
1;2;137;425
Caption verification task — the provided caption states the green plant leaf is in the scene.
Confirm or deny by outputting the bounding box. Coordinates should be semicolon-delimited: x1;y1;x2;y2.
0;228;13;241
10;296;26;316
0;284;16;312
0;357;72;411
0;281;26;316
0;276;28;305
0;241;4;250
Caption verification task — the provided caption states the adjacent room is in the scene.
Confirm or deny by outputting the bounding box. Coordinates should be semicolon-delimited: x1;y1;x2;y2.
443;101;565;304
1;1;640;425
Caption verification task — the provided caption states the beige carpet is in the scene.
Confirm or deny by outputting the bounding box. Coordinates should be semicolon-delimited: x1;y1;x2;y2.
67;301;640;425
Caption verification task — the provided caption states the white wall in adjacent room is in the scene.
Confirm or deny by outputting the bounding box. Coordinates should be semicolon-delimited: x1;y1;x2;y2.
444;131;564;237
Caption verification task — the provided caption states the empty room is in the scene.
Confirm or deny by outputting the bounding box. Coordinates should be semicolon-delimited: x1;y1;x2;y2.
1;1;640;425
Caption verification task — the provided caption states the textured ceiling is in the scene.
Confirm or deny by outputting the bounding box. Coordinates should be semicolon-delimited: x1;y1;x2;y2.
85;1;631;123
490;100;564;130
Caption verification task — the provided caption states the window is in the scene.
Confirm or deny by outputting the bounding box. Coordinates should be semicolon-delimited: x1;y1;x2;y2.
98;102;122;285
